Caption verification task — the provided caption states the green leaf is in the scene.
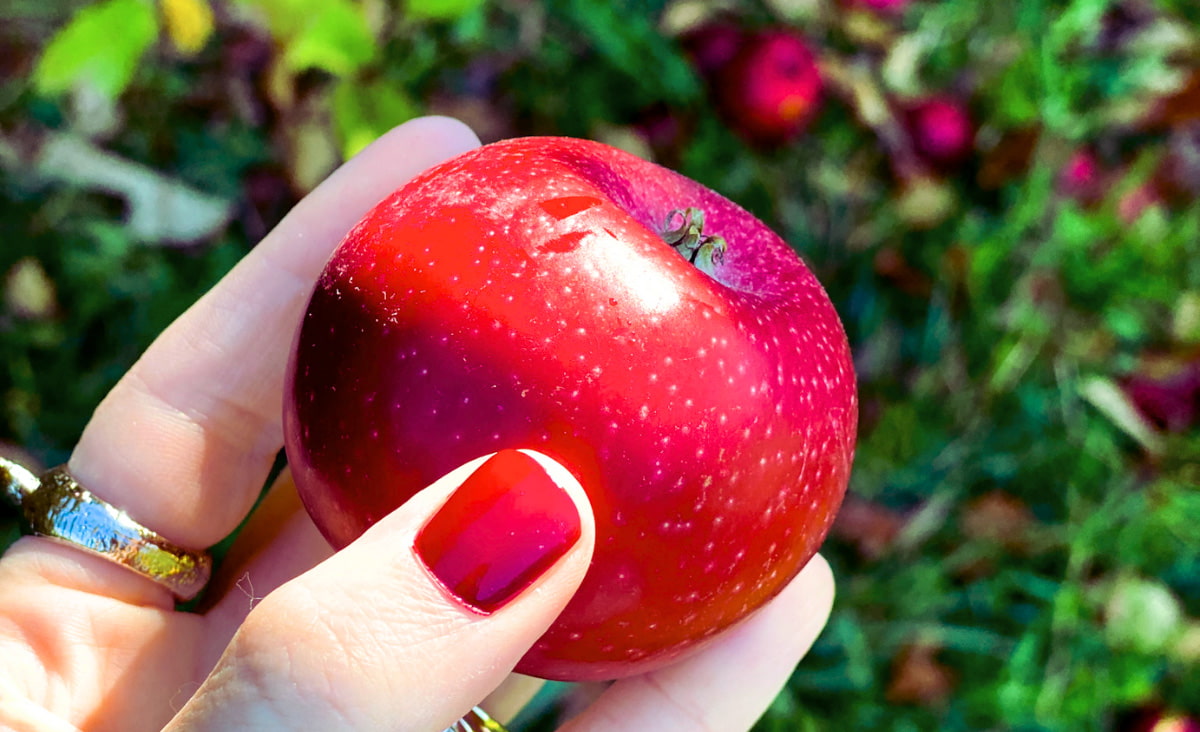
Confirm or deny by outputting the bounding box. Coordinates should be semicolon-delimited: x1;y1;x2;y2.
33;0;158;99
233;0;305;38
993;47;1041;126
237;0;377;75
331;78;420;160
404;0;487;21
281;0;377;76
555;0;701;104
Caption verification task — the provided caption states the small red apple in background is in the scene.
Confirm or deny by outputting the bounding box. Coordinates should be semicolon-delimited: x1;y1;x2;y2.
1122;357;1200;433
284;137;857;680
902;96;974;169
680;20;745;80
632;104;688;161
717;30;824;144
1058;148;1106;204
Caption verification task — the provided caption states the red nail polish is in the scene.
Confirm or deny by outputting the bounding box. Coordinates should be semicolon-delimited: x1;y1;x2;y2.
414;450;582;614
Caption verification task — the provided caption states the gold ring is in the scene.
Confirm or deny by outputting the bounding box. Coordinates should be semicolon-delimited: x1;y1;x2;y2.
1;457;212;601
448;707;508;732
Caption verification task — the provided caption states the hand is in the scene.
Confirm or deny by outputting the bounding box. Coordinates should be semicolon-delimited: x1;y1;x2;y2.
0;117;835;732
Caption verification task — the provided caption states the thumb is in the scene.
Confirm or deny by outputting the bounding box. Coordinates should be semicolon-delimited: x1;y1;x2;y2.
168;449;595;732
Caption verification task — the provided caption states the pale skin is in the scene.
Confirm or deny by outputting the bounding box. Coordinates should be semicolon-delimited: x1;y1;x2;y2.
0;117;836;732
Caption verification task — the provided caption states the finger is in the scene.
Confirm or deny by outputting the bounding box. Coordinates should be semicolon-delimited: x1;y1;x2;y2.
65;116;480;558
198;473;544;724
482;675;546;725
198;471;542;724
195;468;333;664
0;120;481;730
199;467;333;614
560;554;835;732
167;450;596;732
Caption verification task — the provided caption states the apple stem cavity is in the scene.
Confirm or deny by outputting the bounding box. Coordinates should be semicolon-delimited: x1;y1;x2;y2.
662;207;727;279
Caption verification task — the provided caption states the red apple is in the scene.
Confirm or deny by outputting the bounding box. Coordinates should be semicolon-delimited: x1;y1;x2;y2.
717;30;824;144
903;96;974;169
284;136;857;680
1122;358;1200;433
1058;148;1106;204
680;20;745;80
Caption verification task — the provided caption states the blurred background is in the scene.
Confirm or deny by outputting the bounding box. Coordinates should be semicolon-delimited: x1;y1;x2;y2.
1;0;1199;729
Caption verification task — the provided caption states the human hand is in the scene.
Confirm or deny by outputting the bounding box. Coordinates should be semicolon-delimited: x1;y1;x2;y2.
0;117;835;732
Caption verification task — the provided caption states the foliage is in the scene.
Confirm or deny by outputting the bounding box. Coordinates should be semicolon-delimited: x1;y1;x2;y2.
2;0;1199;730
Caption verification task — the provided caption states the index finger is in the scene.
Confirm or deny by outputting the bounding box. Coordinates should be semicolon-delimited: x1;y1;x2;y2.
67;117;481;554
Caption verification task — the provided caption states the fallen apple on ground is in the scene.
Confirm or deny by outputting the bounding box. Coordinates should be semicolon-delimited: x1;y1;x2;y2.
903;96;974;170
680;19;744;79
716;30;825;144
284;136;857;680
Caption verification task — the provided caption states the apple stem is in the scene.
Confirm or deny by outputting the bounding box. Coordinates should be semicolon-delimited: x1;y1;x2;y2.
662;207;726;278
